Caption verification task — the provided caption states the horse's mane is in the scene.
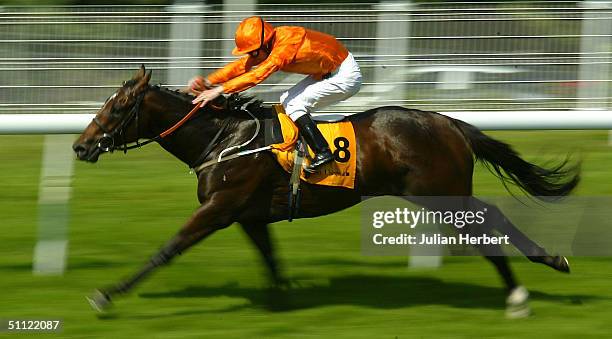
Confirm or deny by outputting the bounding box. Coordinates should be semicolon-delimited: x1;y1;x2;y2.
151;84;195;102
150;85;268;117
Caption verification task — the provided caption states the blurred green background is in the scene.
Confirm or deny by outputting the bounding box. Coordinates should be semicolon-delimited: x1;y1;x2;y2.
1;130;612;338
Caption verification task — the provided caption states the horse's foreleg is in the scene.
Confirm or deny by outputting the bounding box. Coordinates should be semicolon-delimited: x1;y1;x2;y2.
100;228;216;298
239;222;286;287
87;198;234;311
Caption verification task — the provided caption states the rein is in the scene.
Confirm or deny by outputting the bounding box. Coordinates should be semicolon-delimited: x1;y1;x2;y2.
190;101;272;174
191;145;271;174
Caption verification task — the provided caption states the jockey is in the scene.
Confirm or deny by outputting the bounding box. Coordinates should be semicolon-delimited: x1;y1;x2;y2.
189;16;362;173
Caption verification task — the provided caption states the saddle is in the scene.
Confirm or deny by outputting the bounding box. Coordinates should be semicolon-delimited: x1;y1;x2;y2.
264;104;357;189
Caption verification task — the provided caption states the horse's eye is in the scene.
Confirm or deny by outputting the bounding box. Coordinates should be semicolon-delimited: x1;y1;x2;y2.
110;103;124;116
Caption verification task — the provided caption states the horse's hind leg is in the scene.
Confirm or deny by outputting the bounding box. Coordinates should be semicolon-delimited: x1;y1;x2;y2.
240;222;286;287
486;256;529;318
469;198;570;273
468;236;518;292
409;196;530;318
454;224;530;318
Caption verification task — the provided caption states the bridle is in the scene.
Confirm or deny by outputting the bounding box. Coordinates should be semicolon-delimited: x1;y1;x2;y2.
93;87;149;153
92;86;204;154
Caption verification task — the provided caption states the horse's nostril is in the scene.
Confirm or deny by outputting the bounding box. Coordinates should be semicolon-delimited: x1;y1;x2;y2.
73;144;87;156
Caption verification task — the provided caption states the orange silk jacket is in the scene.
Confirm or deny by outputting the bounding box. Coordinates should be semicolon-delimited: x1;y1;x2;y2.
207;26;349;94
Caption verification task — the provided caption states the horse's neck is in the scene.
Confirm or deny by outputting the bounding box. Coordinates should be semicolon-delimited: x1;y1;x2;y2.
145;94;259;167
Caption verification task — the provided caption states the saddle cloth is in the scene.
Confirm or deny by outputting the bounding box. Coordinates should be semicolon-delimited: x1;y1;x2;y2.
269;104;357;189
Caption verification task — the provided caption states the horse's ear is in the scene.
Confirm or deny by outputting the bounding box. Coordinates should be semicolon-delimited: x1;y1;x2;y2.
132;65;146;80
142;70;152;84
132;70;151;94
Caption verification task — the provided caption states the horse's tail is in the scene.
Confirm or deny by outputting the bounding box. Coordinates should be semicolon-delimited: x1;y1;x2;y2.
451;118;580;201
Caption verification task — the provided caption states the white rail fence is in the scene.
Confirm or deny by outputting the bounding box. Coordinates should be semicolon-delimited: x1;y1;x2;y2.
3;110;612;134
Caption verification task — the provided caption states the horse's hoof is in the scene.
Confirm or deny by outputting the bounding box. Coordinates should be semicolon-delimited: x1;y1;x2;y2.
554;256;570;273
506;285;531;319
506;303;531;319
531;255;571;273
87;289;112;312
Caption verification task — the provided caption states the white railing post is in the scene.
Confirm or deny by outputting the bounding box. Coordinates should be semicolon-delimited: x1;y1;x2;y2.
222;0;256;59
377;0;440;268
375;1;412;105
579;1;612;142
167;1;207;89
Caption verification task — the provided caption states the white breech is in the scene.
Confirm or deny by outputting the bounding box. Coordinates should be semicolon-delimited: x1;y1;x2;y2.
280;52;362;121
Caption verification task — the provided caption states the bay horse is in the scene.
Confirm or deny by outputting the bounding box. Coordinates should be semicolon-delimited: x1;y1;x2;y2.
73;66;578;317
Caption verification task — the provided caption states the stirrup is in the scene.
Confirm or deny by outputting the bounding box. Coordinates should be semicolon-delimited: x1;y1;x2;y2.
304;151;334;173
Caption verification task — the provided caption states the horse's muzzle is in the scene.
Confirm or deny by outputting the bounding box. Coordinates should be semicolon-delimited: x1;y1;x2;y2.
73;143;100;163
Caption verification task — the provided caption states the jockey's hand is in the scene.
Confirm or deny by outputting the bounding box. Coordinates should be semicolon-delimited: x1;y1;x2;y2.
187;76;212;94
192;86;224;108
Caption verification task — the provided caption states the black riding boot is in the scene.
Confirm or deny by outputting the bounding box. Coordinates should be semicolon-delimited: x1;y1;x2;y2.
294;114;334;173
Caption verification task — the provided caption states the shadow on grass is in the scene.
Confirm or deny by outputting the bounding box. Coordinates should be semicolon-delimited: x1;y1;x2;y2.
134;274;599;317
0;259;129;271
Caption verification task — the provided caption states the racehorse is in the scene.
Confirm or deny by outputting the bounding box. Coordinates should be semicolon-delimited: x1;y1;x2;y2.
73;66;579;317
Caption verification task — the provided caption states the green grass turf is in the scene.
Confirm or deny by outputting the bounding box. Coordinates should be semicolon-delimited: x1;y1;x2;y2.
1;131;612;338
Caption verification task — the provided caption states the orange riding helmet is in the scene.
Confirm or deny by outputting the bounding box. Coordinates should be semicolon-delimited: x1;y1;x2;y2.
232;16;275;56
